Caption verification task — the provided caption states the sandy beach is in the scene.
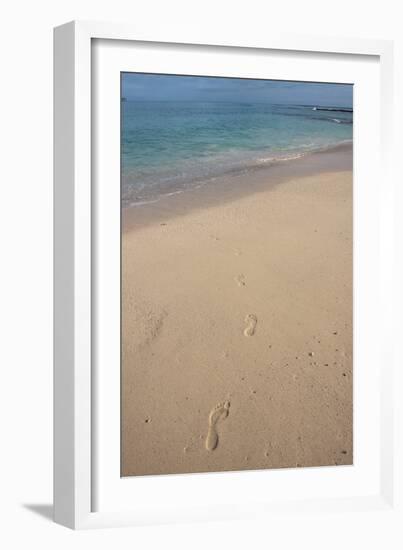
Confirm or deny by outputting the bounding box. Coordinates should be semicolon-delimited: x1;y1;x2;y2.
121;146;353;476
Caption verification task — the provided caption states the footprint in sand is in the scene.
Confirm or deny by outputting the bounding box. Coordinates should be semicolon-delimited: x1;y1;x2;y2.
126;299;167;350
205;401;230;451
244;314;257;337
235;274;246;287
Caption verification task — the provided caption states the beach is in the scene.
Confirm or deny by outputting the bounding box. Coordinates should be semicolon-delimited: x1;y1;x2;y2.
121;146;353;476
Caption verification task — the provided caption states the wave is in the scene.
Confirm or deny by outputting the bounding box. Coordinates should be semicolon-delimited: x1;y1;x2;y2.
273;108;352;125
122;140;352;208
312;106;353;113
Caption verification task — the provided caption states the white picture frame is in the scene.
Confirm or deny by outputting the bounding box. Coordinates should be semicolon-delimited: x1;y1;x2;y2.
54;20;398;530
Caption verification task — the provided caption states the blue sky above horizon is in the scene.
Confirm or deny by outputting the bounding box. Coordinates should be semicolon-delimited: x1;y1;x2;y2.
122;73;353;107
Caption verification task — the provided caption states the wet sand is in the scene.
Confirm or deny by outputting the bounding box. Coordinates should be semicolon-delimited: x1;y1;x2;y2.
121;145;353;476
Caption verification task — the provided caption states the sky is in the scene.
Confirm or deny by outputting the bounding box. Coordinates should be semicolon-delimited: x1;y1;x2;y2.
122;73;353;107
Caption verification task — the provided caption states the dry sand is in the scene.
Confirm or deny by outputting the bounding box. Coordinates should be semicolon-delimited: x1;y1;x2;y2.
121;147;353;476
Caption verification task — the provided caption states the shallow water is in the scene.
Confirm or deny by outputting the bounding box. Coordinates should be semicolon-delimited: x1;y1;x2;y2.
121;101;353;207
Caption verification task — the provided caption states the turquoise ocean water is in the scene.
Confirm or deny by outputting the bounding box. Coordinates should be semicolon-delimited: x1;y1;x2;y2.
121;101;353;207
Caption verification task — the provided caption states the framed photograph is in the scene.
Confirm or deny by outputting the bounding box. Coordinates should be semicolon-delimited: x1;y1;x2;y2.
54;21;397;529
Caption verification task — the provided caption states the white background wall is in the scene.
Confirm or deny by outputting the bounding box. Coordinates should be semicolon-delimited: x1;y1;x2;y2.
0;0;402;547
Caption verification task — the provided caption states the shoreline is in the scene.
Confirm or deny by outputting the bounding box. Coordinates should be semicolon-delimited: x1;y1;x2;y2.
122;142;352;232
